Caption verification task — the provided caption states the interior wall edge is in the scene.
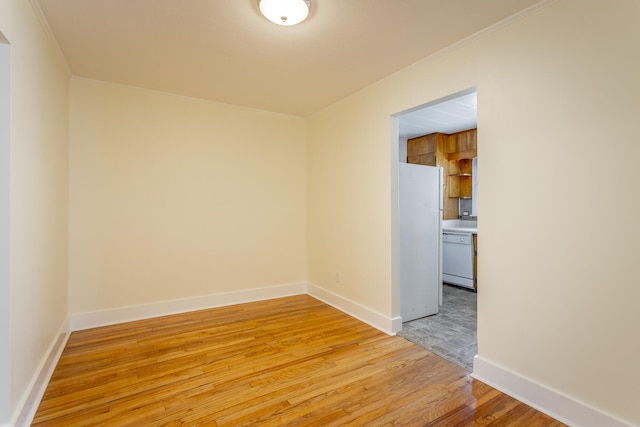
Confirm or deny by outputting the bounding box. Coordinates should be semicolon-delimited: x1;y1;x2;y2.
25;0;70;73
69;75;307;120
472;356;633;427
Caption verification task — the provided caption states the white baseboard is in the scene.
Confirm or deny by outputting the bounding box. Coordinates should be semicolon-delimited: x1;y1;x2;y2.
69;281;401;336
306;282;401;335
12;319;70;427
70;282;307;331
472;356;632;427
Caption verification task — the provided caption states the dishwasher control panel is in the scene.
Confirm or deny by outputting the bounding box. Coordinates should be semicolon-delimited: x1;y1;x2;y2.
442;233;472;245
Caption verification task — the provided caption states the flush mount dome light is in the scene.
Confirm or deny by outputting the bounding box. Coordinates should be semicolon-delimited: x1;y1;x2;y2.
259;0;311;26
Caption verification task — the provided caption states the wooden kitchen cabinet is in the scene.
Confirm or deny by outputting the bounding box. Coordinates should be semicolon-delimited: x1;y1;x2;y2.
448;158;473;199
406;133;451;165
455;128;477;152
448;158;472;176
407;134;436;158
407;152;436;166
448;175;472;199
407;129;477;219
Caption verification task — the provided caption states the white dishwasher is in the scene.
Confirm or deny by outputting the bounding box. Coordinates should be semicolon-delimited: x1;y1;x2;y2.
442;232;475;289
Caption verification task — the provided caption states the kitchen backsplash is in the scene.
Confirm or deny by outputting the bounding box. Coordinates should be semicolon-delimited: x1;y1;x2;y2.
459;198;474;218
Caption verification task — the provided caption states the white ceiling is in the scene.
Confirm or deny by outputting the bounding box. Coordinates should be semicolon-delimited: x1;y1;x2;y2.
398;91;477;140
36;0;542;117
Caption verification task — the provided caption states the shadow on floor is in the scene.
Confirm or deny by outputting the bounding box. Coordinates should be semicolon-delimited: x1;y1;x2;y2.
398;284;477;371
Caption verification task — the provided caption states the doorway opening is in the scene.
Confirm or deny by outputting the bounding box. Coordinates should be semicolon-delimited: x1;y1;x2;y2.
393;87;478;372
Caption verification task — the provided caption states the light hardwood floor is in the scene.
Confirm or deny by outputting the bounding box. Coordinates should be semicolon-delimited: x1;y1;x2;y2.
33;295;564;426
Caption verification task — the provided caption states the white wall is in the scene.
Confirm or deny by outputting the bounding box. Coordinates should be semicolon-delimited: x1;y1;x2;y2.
0;0;70;424
398;137;407;164
69;78;308;315
0;36;11;426
308;0;639;425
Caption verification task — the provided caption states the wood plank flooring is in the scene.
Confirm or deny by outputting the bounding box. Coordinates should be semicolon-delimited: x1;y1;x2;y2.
33;295;565;426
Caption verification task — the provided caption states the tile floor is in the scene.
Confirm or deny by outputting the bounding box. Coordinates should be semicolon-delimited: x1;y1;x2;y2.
398;284;477;372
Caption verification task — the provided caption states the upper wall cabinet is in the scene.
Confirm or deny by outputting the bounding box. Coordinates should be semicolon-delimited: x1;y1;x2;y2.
406;133;451;169
453;129;477;157
407;129;477;219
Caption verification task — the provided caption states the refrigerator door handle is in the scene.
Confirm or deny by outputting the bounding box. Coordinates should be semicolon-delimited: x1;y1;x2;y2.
439;166;444;211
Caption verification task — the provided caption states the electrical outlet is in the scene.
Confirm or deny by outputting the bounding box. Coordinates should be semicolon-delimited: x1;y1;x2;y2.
335;272;341;283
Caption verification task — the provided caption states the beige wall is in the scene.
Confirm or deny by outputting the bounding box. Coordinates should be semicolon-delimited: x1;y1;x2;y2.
308;0;639;425
0;34;9;425
0;0;70;423
307;82;394;316
69;78;307;314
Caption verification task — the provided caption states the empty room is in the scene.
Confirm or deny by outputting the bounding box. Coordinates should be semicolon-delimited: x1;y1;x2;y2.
0;1;638;426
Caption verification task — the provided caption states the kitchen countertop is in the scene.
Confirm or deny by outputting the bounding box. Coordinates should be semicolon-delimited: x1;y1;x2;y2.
442;220;477;234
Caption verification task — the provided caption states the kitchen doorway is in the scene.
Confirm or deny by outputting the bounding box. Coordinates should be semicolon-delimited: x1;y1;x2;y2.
393;87;478;372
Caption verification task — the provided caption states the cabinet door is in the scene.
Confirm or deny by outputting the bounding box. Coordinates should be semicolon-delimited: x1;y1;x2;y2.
407;153;436;166
456;129;477;152
407;134;437;156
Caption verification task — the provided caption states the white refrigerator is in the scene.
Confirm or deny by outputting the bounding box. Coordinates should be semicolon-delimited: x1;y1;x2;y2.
399;163;443;322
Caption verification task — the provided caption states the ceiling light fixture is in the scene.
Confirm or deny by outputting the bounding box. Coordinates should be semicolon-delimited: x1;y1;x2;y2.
258;0;311;26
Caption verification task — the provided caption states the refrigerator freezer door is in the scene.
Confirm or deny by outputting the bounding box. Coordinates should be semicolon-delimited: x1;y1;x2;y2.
399;163;442;322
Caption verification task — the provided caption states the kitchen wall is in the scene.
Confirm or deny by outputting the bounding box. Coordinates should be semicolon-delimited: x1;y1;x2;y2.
398;137;407;164
459;198;472;217
69;78;308;314
0;0;70;424
308;0;639;425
